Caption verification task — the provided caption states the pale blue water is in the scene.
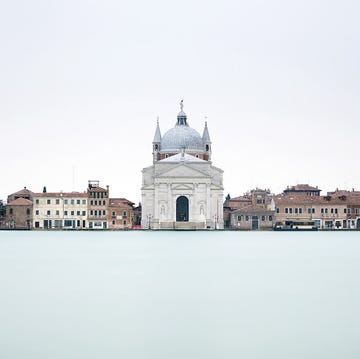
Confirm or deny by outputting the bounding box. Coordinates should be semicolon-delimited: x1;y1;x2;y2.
0;231;360;359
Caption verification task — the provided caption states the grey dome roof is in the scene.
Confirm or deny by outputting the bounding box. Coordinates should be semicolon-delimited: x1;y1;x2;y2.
161;125;203;151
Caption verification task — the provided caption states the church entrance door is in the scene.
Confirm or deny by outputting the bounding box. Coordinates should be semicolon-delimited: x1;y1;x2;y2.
176;196;189;222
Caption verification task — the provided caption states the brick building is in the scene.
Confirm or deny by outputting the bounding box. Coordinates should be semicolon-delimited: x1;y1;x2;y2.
87;180;109;229
108;198;134;229
6;198;33;229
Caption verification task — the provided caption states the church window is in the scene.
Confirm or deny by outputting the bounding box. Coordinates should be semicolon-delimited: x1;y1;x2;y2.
155;145;158;150
206;145;209;151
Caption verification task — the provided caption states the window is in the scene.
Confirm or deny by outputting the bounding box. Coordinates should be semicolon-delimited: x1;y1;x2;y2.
77;211;80;216
64;211;68;216
82;199;86;205
289;208;293;214
344;208;347;214
9;208;13;215
95;210;98;216
90;200;93;205
64;199;68;205
103;210;106;216
261;216;265;221
35;199;39;204
47;210;51;215
355;208;359;214
71;199;74;205
56;199;60;205
112;220;115;225
77;200;80;205
245;216;249;221
299;208;302;214
331;208;334;214
285;208;289;214
307;208;312;214
47;199;51;205
26;208;30;216
321;208;324;214
295;208;298;214
269;215;273;221
103;200;106;205
71;211;74;216
276;208;279;213
112;211;116;217
56;210;59;216
325;208;328;214
95;200;98;206
90;210;93;216
123;211;127;217
36;210;39;215
237;215;242;222
123;220;127;225
347;208;351;214
82;211;86;216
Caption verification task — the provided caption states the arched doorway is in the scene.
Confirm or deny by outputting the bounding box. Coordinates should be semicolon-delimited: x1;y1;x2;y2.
252;216;259;230
176;196;189;222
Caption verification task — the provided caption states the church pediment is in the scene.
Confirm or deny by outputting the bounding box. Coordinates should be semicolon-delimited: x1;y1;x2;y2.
156;163;210;178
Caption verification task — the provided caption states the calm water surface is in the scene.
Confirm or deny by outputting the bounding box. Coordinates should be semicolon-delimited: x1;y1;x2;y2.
0;231;359;359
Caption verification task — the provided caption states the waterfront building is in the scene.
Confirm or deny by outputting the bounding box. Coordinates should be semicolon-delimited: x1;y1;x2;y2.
33;191;88;229
87;180;109;229
132;203;142;229
6;197;33;229
225;189;275;230
273;185;354;229
108;198;134;229
141;102;224;229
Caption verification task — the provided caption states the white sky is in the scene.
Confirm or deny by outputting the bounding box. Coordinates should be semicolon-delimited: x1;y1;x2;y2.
1;0;359;203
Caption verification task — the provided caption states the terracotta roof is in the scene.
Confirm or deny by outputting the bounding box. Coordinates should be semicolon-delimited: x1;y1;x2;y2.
274;194;349;206
7;198;33;206
284;184;321;192
88;187;108;193
10;187;34;196
109;198;134;208
231;204;274;215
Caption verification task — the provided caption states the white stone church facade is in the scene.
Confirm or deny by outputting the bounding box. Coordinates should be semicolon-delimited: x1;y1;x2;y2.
141;102;224;230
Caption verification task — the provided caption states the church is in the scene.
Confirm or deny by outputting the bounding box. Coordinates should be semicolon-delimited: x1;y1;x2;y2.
141;102;224;230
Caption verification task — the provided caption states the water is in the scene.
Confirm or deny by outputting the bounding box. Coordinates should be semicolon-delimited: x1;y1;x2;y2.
0;231;360;359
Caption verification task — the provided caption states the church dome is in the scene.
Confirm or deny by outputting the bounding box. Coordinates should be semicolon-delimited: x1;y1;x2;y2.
161;125;203;151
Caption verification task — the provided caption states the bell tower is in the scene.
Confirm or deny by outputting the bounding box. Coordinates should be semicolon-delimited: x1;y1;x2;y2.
202;121;212;161
152;118;161;163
